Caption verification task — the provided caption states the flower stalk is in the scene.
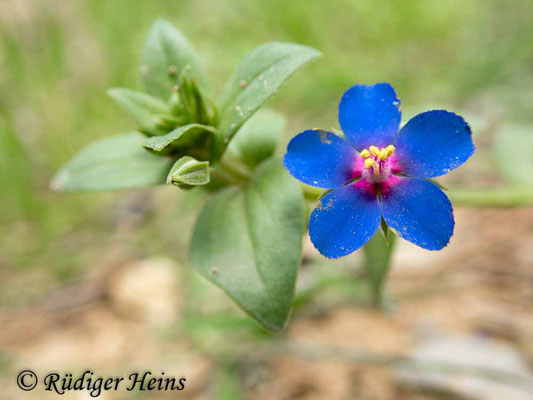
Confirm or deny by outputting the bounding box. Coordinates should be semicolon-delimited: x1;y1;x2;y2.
363;229;396;310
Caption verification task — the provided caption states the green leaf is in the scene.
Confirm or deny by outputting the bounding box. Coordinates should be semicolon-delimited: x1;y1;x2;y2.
215;42;321;157
227;109;286;168
141;19;209;99
167;156;210;187
494;124;533;186
190;157;305;332
107;88;170;131
143;123;215;151
52;132;173;191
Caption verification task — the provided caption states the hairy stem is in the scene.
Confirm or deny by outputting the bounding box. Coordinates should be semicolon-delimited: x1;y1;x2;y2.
218;156;252;181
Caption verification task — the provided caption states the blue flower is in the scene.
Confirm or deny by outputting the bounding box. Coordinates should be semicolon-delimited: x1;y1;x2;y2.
284;83;475;258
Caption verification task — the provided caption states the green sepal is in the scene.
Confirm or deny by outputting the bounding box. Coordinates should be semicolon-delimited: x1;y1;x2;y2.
379;218;390;244
175;67;215;126
166;156;210;188
427;178;449;191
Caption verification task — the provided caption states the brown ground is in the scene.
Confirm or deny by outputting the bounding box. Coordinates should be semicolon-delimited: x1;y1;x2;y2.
1;207;532;399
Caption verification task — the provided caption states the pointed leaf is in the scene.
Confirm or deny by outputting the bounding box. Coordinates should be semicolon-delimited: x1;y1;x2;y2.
215;42;321;157
143;123;216;151
52;132;172;191
167;156;210;187
190;157;305;332
107;88;170;131
228;109;285;168
141;19;209;99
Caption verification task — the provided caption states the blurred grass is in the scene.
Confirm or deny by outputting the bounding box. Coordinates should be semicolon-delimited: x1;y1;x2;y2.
0;0;531;282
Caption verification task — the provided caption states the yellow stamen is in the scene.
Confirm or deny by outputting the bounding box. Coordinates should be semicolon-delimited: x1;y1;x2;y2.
385;144;395;156
369;146;380;157
364;158;377;169
360;149;371;158
378;148;389;161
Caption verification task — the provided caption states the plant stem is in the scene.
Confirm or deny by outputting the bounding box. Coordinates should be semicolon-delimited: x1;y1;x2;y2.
364;231;396;310
448;188;533;207
211;167;243;186
210;155;254;187
218;156;252;181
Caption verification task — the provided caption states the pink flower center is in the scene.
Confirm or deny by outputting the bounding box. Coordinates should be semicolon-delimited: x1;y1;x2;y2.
360;145;395;183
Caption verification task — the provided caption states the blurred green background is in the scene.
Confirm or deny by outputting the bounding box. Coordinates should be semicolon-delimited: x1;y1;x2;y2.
1;1;532;399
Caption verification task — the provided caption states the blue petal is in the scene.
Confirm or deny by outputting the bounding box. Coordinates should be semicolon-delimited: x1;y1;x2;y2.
394;110;474;178
309;181;381;258
338;83;402;150
381;177;454;250
284;129;358;189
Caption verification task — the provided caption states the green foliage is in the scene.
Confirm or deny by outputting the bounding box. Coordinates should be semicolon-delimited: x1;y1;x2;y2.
190;158;305;332
167;156;210;188
141;19;209;99
143;124;215;152
51;132;173;191
47;20;319;330
174;68;217;126
228;109;286;168
214;42;321;157
107;88;170;133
